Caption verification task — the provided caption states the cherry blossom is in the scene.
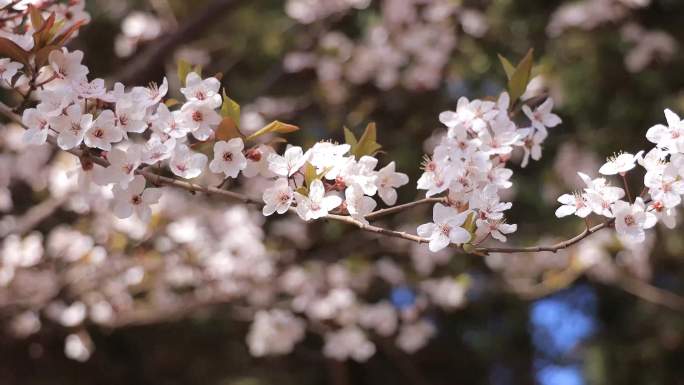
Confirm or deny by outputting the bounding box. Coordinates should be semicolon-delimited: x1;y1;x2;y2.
646;109;684;154
262;178;294;216
50;104;92;150
21;108;50;145
644;164;684;208
599;151;644;175
83;110;122;151
555;193;592;218
169;145;208;179
268;145;309;177
375;161;409;205
417;203;471;252
49;48;89;83
612;198;657;243
112;175;161;221
102;146;142;188
209;138;247;178
180;101;221;141
294;179;342;220
243;144;276;178
180;72;222;109
0;58;22;84
522;98;562;133
344;183;376;224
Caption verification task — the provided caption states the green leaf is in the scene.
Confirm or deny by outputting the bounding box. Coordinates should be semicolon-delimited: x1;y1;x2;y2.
497;54;516;80
28;5;45;32
343;126;358;147
295;186;308;196
164;98;180;108
462;212;476;243
303;162;317;187
32;12;56;49
192;64;202;77
245;120;299;141
351;122;382;158
48;19;86;47
220;89;241;129
507;48;534;103
0;37;31;67
177;59;192;87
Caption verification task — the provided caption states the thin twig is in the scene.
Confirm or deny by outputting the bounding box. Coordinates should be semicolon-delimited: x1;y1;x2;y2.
364;197;445;221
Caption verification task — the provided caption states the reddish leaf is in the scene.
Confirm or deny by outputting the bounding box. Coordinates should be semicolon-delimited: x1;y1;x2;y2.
34;44;60;68
0;37;31;67
49;19;87;47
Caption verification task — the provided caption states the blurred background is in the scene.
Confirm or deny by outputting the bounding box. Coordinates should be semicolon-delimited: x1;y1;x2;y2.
1;0;684;384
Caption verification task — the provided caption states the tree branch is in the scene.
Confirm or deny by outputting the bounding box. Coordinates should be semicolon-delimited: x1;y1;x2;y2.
0;100;629;257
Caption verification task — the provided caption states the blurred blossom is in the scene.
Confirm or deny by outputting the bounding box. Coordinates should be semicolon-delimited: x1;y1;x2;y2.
621;23;677;73
285;0;371;24
10;311;41;337
64;332;93;362
115;12;163;58
420;277;468;310
247;309;306;356
396;319;436;353
323;326;376;362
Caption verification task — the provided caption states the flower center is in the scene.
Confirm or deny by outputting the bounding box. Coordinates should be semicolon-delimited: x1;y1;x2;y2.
93;128;104;138
624;214;636;226
131;195;142;205
439;223;452;236
222;151;233;162
192;111;203;122
245;148;262;162
277;191;290;203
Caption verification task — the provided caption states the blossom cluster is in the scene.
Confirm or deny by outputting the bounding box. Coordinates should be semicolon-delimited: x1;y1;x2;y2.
284;0;488;101
416;93;561;252
0;0;457;363
2;0;681;368
555;109;684;243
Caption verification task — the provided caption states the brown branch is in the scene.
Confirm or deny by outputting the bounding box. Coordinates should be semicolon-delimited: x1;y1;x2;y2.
475;219;614;254
616;275;684;312
0;194;69;237
364;197;445;221
0;100;627;257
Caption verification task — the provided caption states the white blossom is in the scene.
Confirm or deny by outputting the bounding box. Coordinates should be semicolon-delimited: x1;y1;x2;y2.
599;151;644;175
112;175;161;221
209;138;247;178
169;145;207;179
83;110;122;151
295;179;342;220
417;203;471;252
375;161;409;205
262;178;294;216
344;183;376;224
612;198;657;243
